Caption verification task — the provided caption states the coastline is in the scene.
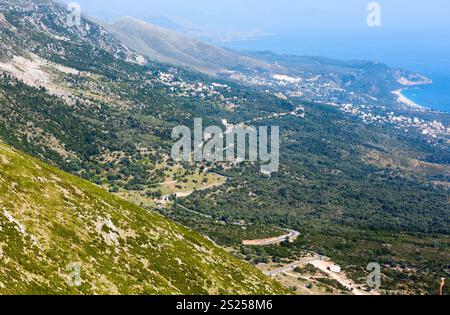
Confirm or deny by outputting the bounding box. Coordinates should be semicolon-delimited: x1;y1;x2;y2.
392;89;425;110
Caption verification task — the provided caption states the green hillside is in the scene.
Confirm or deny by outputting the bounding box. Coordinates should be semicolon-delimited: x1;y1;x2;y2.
0;0;448;295
0;141;286;294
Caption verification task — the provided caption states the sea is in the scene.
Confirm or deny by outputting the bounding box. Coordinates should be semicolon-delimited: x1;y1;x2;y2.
220;32;450;113
401;69;450;113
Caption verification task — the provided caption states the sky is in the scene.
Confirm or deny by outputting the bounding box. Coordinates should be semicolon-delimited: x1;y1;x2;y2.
67;0;450;71
68;0;450;32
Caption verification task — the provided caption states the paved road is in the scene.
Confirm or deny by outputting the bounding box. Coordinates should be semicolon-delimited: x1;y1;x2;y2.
174;203;213;219
268;257;377;295
245;105;305;124
242;228;300;246
266;255;321;276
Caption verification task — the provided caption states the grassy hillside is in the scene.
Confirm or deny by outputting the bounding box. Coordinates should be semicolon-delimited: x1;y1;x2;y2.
0;0;448;295
105;17;270;75
0;142;286;294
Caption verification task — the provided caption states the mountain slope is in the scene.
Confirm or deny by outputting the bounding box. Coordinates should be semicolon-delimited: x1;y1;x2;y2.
0;0;448;295
0;0;146;65
0;141;286;294
104;16;271;75
105;17;432;105
246;51;433;99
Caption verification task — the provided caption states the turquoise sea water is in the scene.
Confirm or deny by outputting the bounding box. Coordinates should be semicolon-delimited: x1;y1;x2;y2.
401;71;450;113
221;32;450;113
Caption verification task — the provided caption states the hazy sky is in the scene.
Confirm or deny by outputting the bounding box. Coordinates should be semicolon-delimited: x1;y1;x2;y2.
68;0;450;71
69;0;450;32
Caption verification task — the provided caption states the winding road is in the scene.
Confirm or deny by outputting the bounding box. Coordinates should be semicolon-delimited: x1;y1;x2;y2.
242;229;300;246
266;255;322;276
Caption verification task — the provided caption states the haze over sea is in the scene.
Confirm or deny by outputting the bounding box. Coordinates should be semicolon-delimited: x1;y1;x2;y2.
221;31;450;113
68;0;450;113
401;69;450;113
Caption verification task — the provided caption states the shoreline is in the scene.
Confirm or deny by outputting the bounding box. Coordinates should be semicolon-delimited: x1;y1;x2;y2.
392;89;425;110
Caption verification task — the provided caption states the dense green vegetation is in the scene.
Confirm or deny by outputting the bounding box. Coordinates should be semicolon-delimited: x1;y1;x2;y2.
0;141;287;294
0;0;448;295
182;102;449;234
177;102;449;294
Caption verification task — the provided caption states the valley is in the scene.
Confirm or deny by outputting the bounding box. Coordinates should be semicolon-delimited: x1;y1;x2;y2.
0;0;448;295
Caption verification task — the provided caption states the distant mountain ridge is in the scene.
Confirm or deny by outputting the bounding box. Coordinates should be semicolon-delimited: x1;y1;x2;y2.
104;16;431;103
0;0;448;296
104;16;271;75
0;0;287;295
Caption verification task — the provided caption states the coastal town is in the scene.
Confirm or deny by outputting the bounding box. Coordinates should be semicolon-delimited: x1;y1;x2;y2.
151;68;449;144
340;102;450;141
152;70;240;110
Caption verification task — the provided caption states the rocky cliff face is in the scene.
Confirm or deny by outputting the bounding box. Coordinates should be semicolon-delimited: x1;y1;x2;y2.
0;0;146;64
